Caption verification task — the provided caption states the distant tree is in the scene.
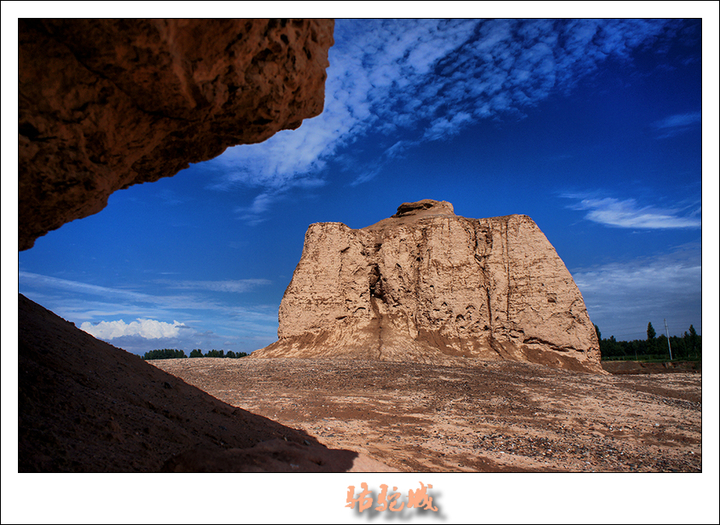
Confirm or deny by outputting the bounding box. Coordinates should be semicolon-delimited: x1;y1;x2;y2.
671;335;687;360
688;325;699;358
657;334;669;359
594;324;601;342
647;322;656;341
598;333;618;359
185;348;249;359
598;322;700;362
630;339;646;360
607;339;618;358
142;348;187;360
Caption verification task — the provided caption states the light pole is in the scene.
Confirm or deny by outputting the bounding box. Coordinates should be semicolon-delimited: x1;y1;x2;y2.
664;319;673;361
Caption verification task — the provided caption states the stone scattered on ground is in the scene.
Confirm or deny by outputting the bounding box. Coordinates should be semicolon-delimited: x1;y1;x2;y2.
154;357;701;473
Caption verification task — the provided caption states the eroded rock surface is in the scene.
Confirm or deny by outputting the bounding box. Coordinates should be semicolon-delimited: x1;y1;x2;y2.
253;200;602;372
19;18;334;250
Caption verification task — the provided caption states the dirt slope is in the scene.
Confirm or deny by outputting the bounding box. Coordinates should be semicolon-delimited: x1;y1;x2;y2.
18;294;386;472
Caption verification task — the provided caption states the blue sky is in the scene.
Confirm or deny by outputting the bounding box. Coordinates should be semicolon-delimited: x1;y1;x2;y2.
12;17;714;355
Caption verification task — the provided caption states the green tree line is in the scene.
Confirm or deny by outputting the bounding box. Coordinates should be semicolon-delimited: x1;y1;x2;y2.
595;323;701;361
141;348;187;360
142;348;248;360
188;349;248;358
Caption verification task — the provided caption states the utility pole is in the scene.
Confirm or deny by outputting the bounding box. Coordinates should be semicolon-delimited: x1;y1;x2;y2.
664;319;673;361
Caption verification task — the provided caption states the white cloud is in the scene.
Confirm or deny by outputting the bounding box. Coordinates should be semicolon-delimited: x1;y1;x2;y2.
564;195;701;229
19;272;279;340
80;318;188;340
422;112;473;142
75;304;280;354
204;19;679;219
572;244;702;340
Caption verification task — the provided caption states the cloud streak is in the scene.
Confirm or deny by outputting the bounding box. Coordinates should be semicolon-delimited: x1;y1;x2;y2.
156;279;272;293
19;271;280;353
563;194;701;229
20;272;272;306
572;244;701;339
19;271;151;302
652;111;701;139
204;19;682;221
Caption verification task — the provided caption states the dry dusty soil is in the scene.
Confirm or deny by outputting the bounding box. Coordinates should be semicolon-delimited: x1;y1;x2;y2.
152;357;702;472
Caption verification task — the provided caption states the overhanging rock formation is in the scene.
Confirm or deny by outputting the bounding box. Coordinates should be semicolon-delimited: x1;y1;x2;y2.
19;19;334;250
253;200;603;373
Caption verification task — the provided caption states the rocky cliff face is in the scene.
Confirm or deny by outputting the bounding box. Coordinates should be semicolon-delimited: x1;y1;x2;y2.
253;200;602;373
19;19;334;250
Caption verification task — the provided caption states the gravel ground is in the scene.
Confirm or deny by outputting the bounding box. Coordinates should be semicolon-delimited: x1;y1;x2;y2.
152;357;702;472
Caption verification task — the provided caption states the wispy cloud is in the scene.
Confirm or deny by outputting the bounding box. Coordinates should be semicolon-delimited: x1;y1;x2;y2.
563;194;701;229
204;19;680;221
19;272;279;353
156;279;271;293
572;244;701;340
233;192;286;225
652;111;701;139
20;272;271;305
19;271;218;315
19;271;151;302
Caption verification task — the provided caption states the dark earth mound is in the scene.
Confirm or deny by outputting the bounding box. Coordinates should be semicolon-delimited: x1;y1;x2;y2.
18;293;385;472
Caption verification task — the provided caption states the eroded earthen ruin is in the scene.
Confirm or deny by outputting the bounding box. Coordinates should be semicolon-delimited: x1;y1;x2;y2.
253;200;603;373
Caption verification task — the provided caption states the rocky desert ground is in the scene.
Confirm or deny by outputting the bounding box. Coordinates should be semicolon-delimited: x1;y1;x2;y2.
153;356;702;472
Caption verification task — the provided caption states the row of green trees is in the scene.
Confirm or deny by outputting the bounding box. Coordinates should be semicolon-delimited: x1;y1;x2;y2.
142;348;187;360
595;323;701;361
142;348;249;360
188;349;248;359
